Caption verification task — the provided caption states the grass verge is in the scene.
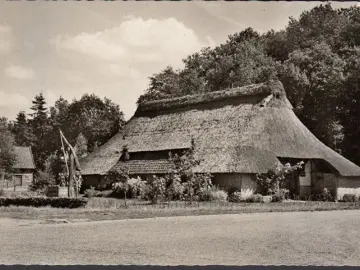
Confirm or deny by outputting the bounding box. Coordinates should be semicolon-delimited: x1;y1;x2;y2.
1;198;360;222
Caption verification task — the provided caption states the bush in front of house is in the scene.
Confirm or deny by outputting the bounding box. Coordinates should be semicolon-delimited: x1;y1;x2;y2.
0;197;87;208
84;187;101;198
228;191;241;203
342;194;358;202
198;186;228;202
140;176;167;204
111;177;145;199
271;189;290;202
227;186;240;198
30;161;57;192
229;190;263;203
248;194;263;203
165;173;185;201
310;188;334;202
228;189;253;202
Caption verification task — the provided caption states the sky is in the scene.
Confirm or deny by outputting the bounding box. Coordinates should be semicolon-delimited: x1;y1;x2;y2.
0;1;359;121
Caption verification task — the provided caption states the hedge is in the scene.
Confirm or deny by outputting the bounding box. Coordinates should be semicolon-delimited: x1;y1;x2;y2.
0;197;88;208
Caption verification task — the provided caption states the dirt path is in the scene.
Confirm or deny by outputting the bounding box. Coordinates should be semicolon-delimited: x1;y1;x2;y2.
1;210;360;265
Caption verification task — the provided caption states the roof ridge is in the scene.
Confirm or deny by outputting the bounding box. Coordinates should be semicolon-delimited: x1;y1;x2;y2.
136;80;286;114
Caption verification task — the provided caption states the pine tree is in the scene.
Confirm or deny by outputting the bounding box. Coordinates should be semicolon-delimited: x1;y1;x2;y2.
13;111;35;147
29;93;51;170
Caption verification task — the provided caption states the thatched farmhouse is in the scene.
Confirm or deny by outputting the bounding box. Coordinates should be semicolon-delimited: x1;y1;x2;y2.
0;146;36;190
80;80;360;200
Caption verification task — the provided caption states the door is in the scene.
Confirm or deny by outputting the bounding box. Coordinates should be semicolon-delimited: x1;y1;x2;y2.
13;175;22;186
285;173;300;198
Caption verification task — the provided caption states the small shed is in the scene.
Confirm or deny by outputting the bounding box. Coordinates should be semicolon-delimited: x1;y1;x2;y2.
5;146;36;189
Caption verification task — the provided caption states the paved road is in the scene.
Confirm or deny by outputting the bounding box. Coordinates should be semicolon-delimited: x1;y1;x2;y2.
1;210;360;265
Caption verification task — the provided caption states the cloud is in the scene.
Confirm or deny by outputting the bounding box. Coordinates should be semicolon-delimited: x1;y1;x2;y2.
52;32;126;61
48;16;214;120
52;16;211;69
100;64;141;79
0;25;14;54
4;65;35;80
0;91;28;107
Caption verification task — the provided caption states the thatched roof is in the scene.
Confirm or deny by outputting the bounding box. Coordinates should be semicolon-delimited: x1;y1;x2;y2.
80;80;360;177
13;146;36;170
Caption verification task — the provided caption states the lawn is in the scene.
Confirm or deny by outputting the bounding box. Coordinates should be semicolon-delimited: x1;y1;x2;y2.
1;197;360;222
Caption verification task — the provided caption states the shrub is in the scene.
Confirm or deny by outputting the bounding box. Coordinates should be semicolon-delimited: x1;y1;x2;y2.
165;173;185;200
127;177;144;198
271;189;289;202
310;188;334;202
211;189;228;202
111;177;144;199
140;176;166;204
227;186;240;197
228;189;254;202
229;191;242;203
96;190;113;198
192;173;213;195
30;171;56;191
105;168;130;191
84;187;101;198
248;194;263;203
229;191;262;203
271;194;282;202
256;162;304;195
198;186;227;202
198;188;212;201
0;189;4;197
342;194;358;202
30;160;56;191
0;197;87;208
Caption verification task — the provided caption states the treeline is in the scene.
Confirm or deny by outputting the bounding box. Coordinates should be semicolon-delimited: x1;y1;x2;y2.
3;93;125;181
139;4;360;166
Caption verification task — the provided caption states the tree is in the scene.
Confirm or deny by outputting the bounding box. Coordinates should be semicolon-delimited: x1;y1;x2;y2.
74;133;88;158
256;161;304;196
280;42;346;148
12;111;35;147
338;46;360;164
167;139;212;203
285;3;348;51
28;93;52;170
138;66;181;103
0;118;16;172
66;94;125;152
106;168;130;206
262;30;290;62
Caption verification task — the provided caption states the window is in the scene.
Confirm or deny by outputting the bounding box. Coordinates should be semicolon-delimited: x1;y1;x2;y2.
299;165;306;177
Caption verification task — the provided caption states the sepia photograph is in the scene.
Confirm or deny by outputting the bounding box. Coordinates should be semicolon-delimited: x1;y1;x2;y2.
1;0;360;266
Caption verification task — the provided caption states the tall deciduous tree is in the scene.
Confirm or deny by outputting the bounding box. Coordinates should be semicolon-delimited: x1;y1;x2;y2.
66;94;125;152
0;118;16;172
338;46;360;164
138;66;181;103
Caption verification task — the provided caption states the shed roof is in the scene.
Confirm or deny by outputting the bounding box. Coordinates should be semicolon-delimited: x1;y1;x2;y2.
13;146;36;170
